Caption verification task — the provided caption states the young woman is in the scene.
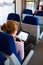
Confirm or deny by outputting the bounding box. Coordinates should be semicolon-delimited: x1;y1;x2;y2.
1;20;24;60
34;0;41;14
39;0;43;10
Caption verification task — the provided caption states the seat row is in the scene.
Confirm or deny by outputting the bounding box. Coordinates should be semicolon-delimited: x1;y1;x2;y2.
7;13;40;44
22;9;43;24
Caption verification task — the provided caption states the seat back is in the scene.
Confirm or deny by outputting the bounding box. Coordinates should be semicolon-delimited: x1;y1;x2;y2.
22;9;33;21
7;13;21;33
34;11;43;24
7;13;20;22
21;16;40;44
0;32;22;63
0;51;7;65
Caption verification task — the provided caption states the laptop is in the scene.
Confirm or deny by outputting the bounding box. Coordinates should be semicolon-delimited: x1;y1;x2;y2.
17;31;29;41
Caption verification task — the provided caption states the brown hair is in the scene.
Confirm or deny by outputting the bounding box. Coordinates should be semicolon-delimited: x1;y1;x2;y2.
1;20;18;34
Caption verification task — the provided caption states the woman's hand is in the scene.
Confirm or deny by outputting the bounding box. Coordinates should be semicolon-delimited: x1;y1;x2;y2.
14;35;18;41
14;35;24;44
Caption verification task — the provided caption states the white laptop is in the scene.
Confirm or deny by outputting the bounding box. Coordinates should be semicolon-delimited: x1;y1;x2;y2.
17;31;29;41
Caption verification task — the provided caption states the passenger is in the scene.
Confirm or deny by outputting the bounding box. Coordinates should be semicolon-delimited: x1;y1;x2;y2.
39;1;43;10
34;0;43;14
1;20;24;60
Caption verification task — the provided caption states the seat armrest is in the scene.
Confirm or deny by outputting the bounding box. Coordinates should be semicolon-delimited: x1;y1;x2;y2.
5;50;34;65
4;58;10;65
5;53;21;65
22;50;34;65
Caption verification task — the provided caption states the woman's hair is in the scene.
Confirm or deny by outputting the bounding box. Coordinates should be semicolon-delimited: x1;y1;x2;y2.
1;20;18;34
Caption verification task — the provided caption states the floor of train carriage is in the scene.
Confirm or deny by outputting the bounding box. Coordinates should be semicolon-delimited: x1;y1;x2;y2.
27;38;43;65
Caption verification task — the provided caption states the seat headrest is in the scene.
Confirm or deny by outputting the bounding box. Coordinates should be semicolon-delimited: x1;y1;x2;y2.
22;9;32;14
35;11;43;16
7;13;20;22
23;16;40;26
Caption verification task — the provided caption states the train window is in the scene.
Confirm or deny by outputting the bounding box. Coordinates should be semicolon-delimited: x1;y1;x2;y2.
0;0;15;3
26;0;35;13
0;0;4;4
4;0;14;3
0;0;16;26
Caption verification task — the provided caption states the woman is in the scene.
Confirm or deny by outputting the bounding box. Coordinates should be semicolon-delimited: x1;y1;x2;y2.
34;0;40;14
1;20;24;60
39;0;43;10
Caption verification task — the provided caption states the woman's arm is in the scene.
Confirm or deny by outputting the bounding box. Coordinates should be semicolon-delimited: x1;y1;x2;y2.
15;41;24;60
